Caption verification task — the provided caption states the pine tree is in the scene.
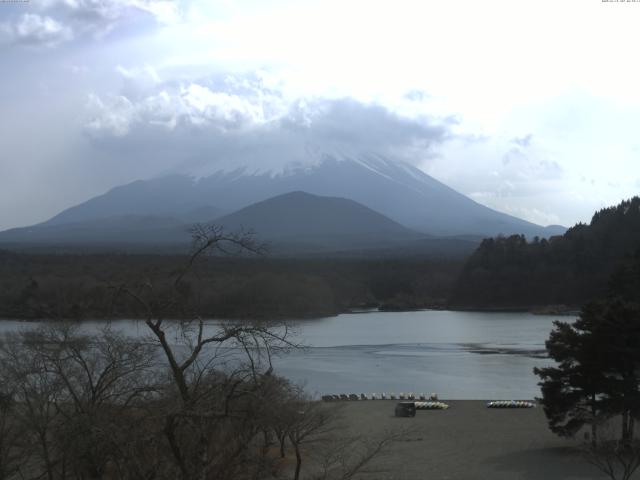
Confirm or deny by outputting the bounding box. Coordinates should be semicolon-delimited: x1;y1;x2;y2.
535;300;640;443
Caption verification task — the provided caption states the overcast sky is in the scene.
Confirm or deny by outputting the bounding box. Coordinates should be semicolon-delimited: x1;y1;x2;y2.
1;0;639;230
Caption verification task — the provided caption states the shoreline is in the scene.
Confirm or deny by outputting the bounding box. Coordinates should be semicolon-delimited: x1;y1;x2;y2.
322;397;540;402
0;304;581;322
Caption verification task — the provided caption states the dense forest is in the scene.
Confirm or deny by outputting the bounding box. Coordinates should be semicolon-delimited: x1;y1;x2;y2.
4;197;639;320
452;197;640;309
0;251;462;320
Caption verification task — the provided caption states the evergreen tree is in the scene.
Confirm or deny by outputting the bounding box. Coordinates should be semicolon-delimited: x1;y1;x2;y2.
534;315;608;443
535;299;640;443
453;196;640;308
589;300;640;441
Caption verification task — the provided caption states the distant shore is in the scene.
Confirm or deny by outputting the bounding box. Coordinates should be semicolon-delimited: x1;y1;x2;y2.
445;305;580;316
366;303;580;316
0;303;581;322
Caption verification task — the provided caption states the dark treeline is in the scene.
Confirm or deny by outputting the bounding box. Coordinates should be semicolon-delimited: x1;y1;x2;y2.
6;197;639;320
0;251;463;320
452;197;640;310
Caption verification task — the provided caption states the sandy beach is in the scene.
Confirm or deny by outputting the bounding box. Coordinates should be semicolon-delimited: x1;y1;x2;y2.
329;400;608;480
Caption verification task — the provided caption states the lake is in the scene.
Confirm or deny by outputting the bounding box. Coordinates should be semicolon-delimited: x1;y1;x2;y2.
0;310;567;400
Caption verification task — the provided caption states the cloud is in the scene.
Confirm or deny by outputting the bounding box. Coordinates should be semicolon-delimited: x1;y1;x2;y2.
501;146;563;183
427;131;567;222
466;198;562;227
404;90;430;102
54;0;181;29
512;134;533;147
180;84;270;130
85;94;136;137
284;98;451;153
82;72;452;175
2;13;73;47
0;0;180;48
85;72;285;136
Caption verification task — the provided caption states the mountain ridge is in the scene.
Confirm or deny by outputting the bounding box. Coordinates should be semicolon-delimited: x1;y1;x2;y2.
34;152;565;239
214;190;425;252
0;191;482;256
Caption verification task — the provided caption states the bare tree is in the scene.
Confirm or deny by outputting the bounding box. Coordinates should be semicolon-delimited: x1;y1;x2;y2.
283;397;404;480
0;389;23;480
38;325;159;479
585;440;640;480
287;400;337;480
583;423;640;480
111;225;299;480
0;324;161;480
1;332;66;480
312;429;405;480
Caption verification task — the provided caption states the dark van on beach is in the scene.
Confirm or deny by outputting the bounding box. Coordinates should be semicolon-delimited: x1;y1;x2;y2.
394;402;416;417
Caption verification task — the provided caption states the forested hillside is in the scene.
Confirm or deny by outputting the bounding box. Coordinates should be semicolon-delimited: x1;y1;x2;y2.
451;197;640;309
0;252;462;320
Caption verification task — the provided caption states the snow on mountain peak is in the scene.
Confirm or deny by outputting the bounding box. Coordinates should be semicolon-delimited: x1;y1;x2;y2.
176;142;431;190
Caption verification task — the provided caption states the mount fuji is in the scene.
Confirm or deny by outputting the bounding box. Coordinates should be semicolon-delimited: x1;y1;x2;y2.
0;151;565;253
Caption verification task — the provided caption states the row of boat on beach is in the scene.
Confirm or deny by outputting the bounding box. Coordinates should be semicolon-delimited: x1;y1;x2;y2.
321;393;439;402
321;394;536;409
486;400;536;408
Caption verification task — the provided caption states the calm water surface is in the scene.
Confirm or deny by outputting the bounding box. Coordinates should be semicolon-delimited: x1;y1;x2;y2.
0;310;569;399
